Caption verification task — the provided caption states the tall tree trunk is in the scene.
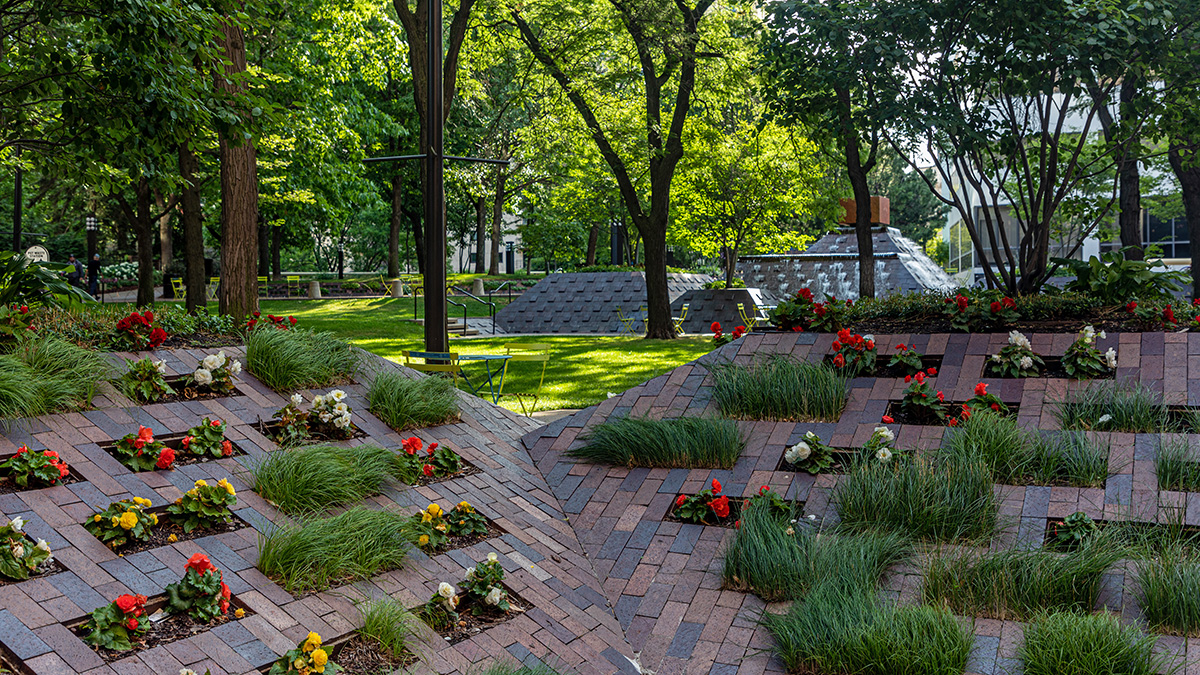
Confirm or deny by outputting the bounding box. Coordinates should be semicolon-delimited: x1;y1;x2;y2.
271;219;281;278
215;19;259;321
837;86;875;300
156;192;173;278
725;246;737;289
585;222;599;266
119;178;157;308
257;213;269;276
489;167;507;275
1169;141;1200;299
179;143;205;313
389;171;403;277
474;195;486;273
1119;72;1143;261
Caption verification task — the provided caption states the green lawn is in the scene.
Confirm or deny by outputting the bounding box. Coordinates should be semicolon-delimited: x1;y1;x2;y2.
256;299;712;412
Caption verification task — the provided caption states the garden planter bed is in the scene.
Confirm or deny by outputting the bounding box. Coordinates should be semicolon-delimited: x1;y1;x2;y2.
150;375;250;403
0;459;84;496
425;519;507;556
69;594;255;663
664;499;743;529
256;419;368;445
883;401;1020;426
1042;516;1200;553
90;507;252;556
821;354;944;379
777;451;860;474
981;356;1114;381
255;634;418;674
0;534;68;586
428;583;534;646
98;432;247;470
411;458;483;487
156;333;243;350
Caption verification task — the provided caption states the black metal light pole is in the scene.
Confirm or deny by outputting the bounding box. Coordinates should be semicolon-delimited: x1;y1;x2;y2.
424;0;447;353
12;148;21;253
86;214;98;264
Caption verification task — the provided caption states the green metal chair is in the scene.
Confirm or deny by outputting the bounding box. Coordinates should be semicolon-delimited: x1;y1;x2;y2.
258;276;269;298
499;343;551;415
171;277;186;300
286;275;301;297
207;277;220;301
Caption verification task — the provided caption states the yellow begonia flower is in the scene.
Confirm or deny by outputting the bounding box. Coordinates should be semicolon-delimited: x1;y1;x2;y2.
293;657;306;669
218;479;236;496
93;514;102;522
111;517;120;527
119;512;139;530
149;514;158;525
234;608;245;618
311;649;328;667
435;523;447;532
421;511;433;523
195;479;207;488
418;534;429;546
133;497;151;507
168;534;178;543
426;503;441;517
302;632;321;653
457;501;471;510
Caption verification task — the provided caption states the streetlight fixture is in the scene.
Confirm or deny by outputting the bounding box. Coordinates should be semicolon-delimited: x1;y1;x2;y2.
85;214;99;263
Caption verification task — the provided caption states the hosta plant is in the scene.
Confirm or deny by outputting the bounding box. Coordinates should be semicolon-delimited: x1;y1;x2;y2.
416;582;461;631
462;552;512;615
272;394;310;447
188;350;241;395
119;358;174;403
399;436;462;481
165;553;230;623
82;593;148;651
828;329;877;377
1062;325;1116;379
112;426;175;472
986;331;1044;377
1;445;69;487
166;479;237;533
673;478;732;525
268;632;341;675
783;431;836;474
181;418;232;458
888;343;925;375
310;389;354;438
0;516;52;581
111;310;167;351
85;498;157;550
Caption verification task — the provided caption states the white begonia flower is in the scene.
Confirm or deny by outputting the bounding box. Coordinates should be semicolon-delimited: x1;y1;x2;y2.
804;431;819;441
1097;414;1113;426
1008;331;1032;350
154;360;167;375
202;353;222;370
488;552;499;563
319;412;333;423
180;670;200;675
1019;356;1034;370
11;543;23;558
806;514;817;521
875;448;893;462
334;402;349;415
874;426;895;443
446;594;459;610
330;390;347;403
437;582;456;599
193;368;213;385
785;442;812;465
465;566;476;579
1106;348;1117;369
485;586;504;606
10;516;23;532
333;415;351;429
313;394;324;407
35;539;49;552
606;392;617;399
1100;331;1107;340
291;393;304;407
229;360;242;375
992;354;1002;362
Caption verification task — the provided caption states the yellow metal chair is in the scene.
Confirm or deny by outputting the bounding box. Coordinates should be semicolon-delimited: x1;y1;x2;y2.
672;304;690;335
207;277;220;302
402;351;464;387
171;277;186;300
499;343;551;415
616;306;640;336
258;276;269;298
737;303;758;330
286;275;301;297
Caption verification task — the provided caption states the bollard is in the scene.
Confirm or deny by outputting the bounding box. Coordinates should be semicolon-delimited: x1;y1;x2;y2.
471;278;485;296
391;279;404;298
308;279;321;299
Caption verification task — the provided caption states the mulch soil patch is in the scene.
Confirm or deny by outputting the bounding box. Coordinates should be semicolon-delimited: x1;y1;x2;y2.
980;356;1114;380
427;520;506;556
158;333;243;350
664;499;743;529
329;636;418;674
149;376;249;404
106;512;250;557
72;596;254;663
436;587;534;646
411;460;483;488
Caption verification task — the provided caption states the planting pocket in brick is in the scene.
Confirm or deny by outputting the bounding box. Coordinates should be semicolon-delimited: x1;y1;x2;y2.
99;426;246;473
0;445;84;495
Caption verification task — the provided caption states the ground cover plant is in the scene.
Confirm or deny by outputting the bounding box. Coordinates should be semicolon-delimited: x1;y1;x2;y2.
1135;546;1200;635
1053;381;1171;432
708;354;846;421
1061;325;1116;378
922;538;1122;620
251;444;406;514
1019;611;1178;675
0;336;111;418
941;411;1109;487
245;327;359;391
835;454;998;542
256;507;410;593
367;371;460;430
568;416;744;469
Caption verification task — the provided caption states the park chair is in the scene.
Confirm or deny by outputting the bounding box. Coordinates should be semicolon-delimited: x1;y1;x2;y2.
616;306;641;336
258;276;269;298
737;303;758;330
207;277;220;301
499;343;551;415
672;304;690;335
287;275;301;297
171;277;186;300
402;351;465;387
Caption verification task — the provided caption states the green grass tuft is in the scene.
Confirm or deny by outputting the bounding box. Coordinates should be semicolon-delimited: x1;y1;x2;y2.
246;328;359;391
1019;611;1179;675
367;371;459;431
357;596;417;660
0;337;112;419
1052;381;1170;433
763;585;973;675
477;663;575;675
568;416;744;469
922;539;1122;620
257;507;411;594
835;455;998;542
942;411;1108;487
251;445;407;514
708;355;846;421
1155;436;1200;492
1135;547;1200;635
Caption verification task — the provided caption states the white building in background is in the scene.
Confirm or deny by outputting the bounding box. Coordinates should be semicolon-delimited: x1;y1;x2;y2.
449;212;525;274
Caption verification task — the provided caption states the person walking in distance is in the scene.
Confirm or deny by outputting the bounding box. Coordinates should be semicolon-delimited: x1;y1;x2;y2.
88;253;101;295
66;254;83;288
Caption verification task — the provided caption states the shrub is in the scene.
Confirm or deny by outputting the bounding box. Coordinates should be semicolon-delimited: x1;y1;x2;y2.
271;394;310;447
923;540;1122;620
397;436;462;482
1136;547;1200;635
181;418;233;458
257;507;410;593
1019;611;1178;675
673;478;733;525
251;444;405;514
117;357;173;403
1051;248;1188;305
768;288;849;331
888;342;926;375
708;355;846;421
367;372;459;431
405;501;489;550
246;328;359;391
783;431;837;473
1052;381;1169;433
0;251;91;308
461;552;512;615
835;455;998;542
111;425;175;472
568;416;744;469
763;585;973;675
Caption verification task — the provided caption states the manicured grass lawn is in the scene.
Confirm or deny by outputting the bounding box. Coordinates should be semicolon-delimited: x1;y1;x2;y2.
256;299;712;412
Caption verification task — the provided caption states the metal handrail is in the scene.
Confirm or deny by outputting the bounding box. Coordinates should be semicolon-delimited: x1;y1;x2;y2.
448;285;497;335
446;297;468;336
486;281;517;335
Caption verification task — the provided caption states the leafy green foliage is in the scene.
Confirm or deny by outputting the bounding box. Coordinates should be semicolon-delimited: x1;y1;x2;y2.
0;517;51;581
569;416;745;469
182;418;230;458
164;555;227;623
0;445;69;488
708;355;846;421
110;426;172;472
84;498;157;551
673;479;732;525
1053;382;1171;433
117;358;174;403
462;554;512;615
81;594;148;652
246;328;359;391
367;372;459;432
0;252;91;308
1051;248;1189;304
1061;326;1115;379
166;479;237;533
1053;512;1100;548
1136;547;1200;636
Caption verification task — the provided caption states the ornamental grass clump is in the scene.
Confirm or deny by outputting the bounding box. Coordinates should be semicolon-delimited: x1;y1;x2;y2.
922;537;1122;620
1019;611;1178;675
246;327;359;391
942;412;1109;487
1135;546;1200;635
1154;436;1200;492
256;507;410;593
569;416;744;469
835;454;998;542
1053;381;1169;432
0;336;112;418
708;354;846;421
762;584;973;675
251;444;406;514
368;371;459;431
357;597;417;662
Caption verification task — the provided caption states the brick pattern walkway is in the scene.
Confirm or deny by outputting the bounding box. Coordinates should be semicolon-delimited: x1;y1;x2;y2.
521;330;1200;675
